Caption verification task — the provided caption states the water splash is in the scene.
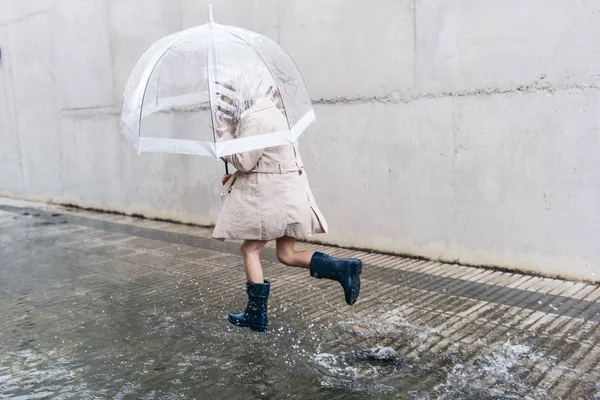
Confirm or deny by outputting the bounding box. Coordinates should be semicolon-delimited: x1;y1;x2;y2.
340;308;440;352
311;309;550;399
432;342;549;399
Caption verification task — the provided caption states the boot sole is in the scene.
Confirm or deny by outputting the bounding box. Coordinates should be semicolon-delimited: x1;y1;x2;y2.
227;315;268;332
347;259;363;305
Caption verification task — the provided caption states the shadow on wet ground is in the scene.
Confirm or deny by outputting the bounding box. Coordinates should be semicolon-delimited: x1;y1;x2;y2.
1;199;599;399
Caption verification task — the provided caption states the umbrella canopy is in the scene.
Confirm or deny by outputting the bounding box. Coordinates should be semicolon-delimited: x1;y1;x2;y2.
120;5;315;158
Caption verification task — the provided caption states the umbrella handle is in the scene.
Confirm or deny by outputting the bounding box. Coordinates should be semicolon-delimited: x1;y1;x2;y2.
224;160;229;175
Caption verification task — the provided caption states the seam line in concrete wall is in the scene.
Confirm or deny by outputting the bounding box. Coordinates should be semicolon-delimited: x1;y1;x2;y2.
106;3;115;104
0;10;47;27
60;107;120;118
451;98;460;263
61;106;119;112
313;81;600;105
176;0;183;31
6;27;25;189
48;5;66;197
412;0;417;90
276;1;281;44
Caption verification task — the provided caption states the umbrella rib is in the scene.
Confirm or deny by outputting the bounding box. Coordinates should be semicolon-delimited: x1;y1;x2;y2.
137;30;196;146
216;25;292;130
207;24;218;146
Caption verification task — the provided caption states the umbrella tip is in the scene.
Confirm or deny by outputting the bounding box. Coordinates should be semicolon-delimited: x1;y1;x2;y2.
207;4;214;24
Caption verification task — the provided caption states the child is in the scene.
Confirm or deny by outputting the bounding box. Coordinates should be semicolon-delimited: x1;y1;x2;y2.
212;78;362;332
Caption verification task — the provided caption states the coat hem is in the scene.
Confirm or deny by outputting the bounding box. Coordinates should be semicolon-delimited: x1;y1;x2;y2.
212;232;324;242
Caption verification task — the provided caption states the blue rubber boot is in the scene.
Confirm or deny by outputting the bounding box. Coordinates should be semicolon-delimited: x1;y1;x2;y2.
227;280;270;332
310;252;362;305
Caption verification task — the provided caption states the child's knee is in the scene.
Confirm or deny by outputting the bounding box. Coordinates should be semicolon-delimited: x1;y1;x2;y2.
276;248;293;265
241;241;262;255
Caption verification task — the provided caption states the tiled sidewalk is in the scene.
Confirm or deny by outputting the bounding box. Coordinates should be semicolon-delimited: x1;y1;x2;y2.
0;197;598;399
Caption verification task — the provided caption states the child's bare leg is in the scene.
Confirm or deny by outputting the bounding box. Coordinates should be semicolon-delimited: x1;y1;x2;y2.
275;236;314;268
241;240;267;283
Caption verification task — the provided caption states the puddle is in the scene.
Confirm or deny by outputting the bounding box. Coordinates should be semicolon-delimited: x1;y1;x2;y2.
0;350;97;399
0;293;581;399
311;309;551;399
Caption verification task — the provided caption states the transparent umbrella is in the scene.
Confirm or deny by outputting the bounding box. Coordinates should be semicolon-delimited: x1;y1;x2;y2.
119;5;315;162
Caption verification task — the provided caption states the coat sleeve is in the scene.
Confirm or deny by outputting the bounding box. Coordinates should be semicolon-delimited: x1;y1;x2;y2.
224;115;266;173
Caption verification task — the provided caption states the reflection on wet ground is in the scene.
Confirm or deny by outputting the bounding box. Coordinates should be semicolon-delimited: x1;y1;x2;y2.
0;200;599;399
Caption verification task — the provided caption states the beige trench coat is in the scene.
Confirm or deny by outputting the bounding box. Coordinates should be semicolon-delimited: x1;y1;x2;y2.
212;98;328;241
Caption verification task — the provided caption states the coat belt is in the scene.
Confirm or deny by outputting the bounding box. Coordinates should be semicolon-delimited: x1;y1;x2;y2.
222;162;304;194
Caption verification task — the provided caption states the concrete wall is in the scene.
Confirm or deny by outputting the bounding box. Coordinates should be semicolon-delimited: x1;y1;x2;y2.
1;0;599;282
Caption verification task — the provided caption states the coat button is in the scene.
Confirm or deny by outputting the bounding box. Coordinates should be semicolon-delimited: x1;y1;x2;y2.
299;170;303;175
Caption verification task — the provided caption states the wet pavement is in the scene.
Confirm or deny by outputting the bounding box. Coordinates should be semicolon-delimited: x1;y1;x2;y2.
1;197;599;399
